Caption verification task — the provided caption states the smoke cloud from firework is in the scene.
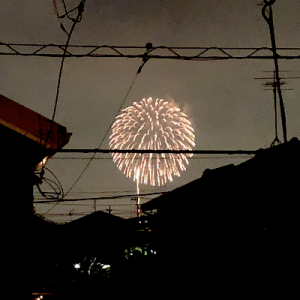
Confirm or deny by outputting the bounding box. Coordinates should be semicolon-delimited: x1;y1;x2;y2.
109;97;196;187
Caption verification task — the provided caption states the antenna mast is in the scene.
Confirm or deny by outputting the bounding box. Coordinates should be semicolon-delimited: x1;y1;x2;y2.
262;0;287;142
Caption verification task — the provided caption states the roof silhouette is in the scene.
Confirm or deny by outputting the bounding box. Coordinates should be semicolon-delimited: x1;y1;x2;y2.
58;211;127;260
65;210;125;231
141;137;300;232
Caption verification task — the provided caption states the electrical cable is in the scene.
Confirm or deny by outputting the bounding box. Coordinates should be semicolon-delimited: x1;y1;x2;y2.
41;1;86;216
45;167;64;196
34;166;64;215
50;155;253;160
38;184;60;201
42;178;61;197
35;167;64;201
61;0;83;21
63;68;141;198
62;42;153;199
41;198;60;216
36;178;60;200
34;191;167;203
34;202;136;206
34;186;167;196
53;0;84;21
44;0;85;149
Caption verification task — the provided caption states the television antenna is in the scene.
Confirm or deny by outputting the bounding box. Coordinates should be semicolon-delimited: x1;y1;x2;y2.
255;70;300;146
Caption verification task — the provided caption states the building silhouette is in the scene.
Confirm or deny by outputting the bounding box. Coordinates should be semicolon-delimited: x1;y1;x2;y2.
0;94;71;299
141;137;300;294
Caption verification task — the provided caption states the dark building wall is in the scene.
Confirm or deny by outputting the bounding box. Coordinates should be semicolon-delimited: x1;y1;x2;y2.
2;155;33;299
1;95;72;298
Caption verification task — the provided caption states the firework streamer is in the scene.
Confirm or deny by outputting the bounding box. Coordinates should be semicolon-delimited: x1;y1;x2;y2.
109;97;196;205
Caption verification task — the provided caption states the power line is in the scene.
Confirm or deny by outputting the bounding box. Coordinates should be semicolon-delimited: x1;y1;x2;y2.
34;202;136;206
34;191;166;203
63;72;139;198
49;155;253;160
41;149;254;203
43;0;85;149
1;44;300;60
40;0;86;216
40;148;254;209
63;45;153;198
49;149;257;155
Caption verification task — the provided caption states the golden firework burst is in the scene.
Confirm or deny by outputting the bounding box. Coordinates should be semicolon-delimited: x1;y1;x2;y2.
109;97;195;187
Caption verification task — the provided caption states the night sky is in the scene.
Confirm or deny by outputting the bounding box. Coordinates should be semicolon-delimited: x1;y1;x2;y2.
1;0;299;221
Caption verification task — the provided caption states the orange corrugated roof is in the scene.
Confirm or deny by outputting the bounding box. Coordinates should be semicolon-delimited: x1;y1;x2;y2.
0;93;71;149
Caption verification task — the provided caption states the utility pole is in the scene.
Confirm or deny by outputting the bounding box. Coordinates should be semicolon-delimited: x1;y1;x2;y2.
262;0;288;142
131;197;140;218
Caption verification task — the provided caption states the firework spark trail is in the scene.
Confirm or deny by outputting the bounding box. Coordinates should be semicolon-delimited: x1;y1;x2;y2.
109;97;196;187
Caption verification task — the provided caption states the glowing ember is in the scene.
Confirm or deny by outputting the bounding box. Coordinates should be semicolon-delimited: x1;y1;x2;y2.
109;97;195;186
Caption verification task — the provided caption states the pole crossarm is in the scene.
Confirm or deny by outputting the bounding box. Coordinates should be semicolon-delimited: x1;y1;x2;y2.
50;149;257;155
1;43;300;60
